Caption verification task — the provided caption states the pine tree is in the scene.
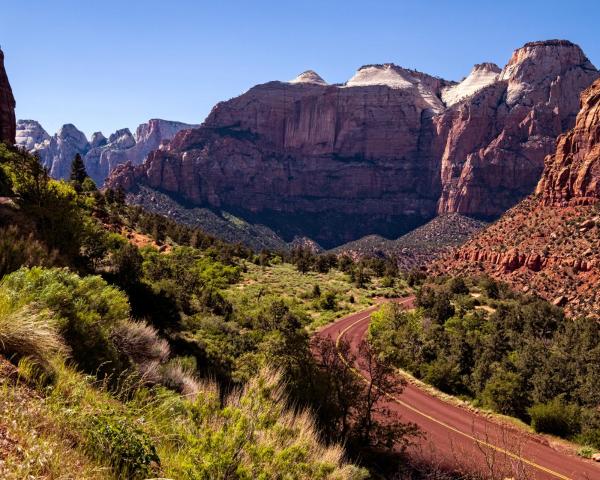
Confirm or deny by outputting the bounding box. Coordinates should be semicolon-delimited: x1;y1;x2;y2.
70;153;88;185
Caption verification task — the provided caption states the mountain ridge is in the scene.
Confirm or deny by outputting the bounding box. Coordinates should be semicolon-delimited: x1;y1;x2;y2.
15;118;199;186
107;39;599;247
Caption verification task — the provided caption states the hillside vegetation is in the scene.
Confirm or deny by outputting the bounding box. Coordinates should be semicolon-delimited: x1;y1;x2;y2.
0;145;423;479
369;275;600;454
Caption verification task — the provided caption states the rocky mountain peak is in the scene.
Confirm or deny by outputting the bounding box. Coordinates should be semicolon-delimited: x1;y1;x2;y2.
472;62;501;73
15;120;50;150
345;63;418;89
0;48;16;144
441;62;501;106
289;70;327;85
536;78;600;204
345;63;447;113
108;128;135;149
135;119;198;144
499;39;596;105
90;131;107;149
56;124;89;150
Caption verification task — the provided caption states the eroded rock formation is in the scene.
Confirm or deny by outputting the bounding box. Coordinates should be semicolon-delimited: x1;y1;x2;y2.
0;49;16;145
536;78;600;204
16;119;198;185
434;78;600;319
107;40;599;246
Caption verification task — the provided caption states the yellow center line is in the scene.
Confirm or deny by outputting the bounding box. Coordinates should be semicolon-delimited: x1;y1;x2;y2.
334;310;572;480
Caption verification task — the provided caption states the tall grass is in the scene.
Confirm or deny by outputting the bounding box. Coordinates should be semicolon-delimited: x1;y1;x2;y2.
0;299;65;366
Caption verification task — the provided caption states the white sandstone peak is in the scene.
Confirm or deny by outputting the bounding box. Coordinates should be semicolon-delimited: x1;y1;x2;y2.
345;64;414;89
289;70;327;85
441;63;500;107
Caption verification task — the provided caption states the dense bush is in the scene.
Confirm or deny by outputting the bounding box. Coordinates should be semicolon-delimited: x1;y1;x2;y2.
528;398;581;437
1;267;130;376
86;413;159;479
0;225;57;278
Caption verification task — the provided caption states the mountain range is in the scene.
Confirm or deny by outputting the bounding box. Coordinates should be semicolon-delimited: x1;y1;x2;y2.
106;39;599;248
15;119;198;186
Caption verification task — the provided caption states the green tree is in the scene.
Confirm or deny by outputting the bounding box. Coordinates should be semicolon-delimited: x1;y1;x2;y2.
70;153;88;187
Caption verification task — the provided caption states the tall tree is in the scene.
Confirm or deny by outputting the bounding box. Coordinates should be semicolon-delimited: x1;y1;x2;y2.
70;153;88;185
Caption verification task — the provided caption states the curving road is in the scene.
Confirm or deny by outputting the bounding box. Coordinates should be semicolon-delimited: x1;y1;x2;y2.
318;300;600;480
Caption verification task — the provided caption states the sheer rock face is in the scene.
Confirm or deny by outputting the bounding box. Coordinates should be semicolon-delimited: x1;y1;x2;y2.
434;40;598;217
0;49;16;145
109;76;449;246
16;119;197;185
536;78;600;204
106;40;598;246
15;120;50;151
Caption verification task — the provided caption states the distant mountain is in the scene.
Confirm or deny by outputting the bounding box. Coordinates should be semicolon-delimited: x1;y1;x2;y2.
107;40;599;248
434;78;600;320
15;119;198;186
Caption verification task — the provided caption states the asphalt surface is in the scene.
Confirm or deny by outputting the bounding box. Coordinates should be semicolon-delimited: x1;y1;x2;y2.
317;300;600;480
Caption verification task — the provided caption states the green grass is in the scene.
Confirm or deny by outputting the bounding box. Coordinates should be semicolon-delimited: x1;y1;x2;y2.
0;358;368;480
224;262;409;330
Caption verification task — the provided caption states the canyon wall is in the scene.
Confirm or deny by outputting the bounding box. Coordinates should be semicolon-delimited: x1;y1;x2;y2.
0;49;16;145
106;40;599;246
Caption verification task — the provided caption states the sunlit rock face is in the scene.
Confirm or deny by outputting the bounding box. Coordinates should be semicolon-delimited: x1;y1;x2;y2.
106;40;599;246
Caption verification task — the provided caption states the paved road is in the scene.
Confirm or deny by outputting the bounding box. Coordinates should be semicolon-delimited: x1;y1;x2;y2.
317;300;600;480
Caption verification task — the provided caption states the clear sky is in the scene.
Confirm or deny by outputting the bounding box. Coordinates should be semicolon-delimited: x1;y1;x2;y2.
2;0;599;137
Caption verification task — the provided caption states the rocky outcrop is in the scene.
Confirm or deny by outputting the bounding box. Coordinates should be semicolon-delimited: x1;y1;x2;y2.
434;40;598;217
107;40;599;247
42;124;90;179
441;63;501;107
536;78;600;204
0;49;16;145
16;119;197;185
434;78;600;320
15;120;50;151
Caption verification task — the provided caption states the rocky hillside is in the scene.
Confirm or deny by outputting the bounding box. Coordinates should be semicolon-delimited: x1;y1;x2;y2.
126;185;291;251
0;49;15;145
434;78;600;319
16;119;198;185
333;214;487;269
107;40;598;247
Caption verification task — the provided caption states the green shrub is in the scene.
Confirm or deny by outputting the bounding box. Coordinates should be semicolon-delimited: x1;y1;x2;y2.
481;368;526;416
86;414;159;479
1;267;130;376
528;397;580;437
448;277;469;295
319;292;337;311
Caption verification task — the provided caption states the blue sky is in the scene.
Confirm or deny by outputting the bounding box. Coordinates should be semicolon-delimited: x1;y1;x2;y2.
2;0;599;137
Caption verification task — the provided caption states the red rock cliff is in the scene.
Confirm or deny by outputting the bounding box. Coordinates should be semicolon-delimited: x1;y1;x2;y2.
0;49;16;145
536;78;600;204
107;40;598;247
434;78;600;319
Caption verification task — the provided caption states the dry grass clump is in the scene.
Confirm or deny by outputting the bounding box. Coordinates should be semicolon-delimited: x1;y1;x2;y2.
111;320;170;365
111;319;205;397
0;302;65;367
159;361;205;398
187;367;368;480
